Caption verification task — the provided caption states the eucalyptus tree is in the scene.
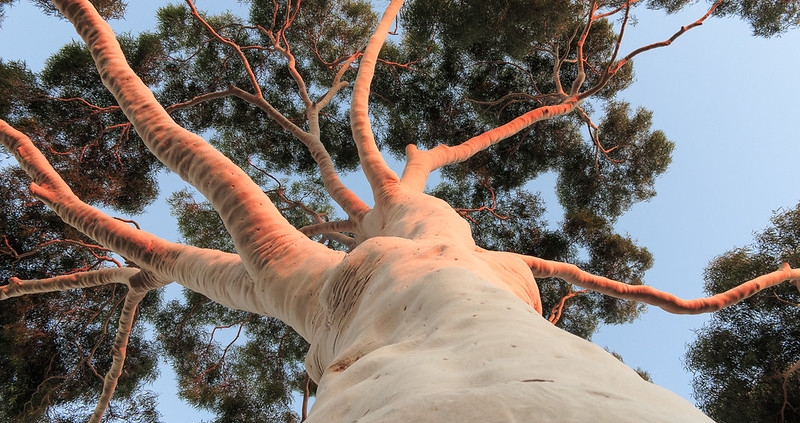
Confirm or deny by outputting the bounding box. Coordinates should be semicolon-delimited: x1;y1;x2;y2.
1;0;799;422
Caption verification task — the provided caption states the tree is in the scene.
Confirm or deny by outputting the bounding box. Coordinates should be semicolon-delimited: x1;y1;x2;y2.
686;204;800;422
1;0;799;422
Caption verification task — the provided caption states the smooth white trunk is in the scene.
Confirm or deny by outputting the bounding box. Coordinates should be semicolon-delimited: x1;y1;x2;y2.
5;2;793;422
303;237;712;422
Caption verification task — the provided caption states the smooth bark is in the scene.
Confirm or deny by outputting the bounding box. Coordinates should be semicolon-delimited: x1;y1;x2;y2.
1;1;797;421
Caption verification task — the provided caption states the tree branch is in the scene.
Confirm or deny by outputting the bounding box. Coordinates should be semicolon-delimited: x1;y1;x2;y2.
1;268;162;423
548;288;589;324
184;3;370;220
299;219;356;238
350;0;403;203
256;8;314;109
1;268;140;300
164;88;238;113
518;254;800;314
570;2;597;96
1;236;121;266
89;289;147;423
579;0;723;101
782;358;800;423
1;116;321;328
185;0;262;98
49;0;341;296
401;99;579;192
230;93;371;220
316;53;359;110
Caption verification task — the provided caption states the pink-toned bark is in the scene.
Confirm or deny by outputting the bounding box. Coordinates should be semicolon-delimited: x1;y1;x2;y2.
0;120;293;316
47;0;352;332
91;290;147;423
521;254;800;314
51;0;335;279
401;98;579;192
0;268;140;300
1;0;797;422
349;0;404;204
0;265;159;423
206;4;369;222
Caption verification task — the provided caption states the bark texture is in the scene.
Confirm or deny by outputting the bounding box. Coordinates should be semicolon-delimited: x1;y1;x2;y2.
304;237;713;422
1;1;797;422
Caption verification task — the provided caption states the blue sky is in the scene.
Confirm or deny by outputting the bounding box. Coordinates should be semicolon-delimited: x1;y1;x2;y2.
2;0;799;420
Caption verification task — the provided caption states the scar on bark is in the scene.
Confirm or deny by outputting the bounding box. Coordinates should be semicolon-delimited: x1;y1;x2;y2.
328;353;365;373
324;256;382;325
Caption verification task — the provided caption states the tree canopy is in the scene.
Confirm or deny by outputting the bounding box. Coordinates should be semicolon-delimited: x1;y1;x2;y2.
686;204;800;422
0;0;799;421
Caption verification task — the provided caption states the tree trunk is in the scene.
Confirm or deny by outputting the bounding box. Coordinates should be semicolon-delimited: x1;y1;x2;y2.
4;1;797;422
303;236;712;422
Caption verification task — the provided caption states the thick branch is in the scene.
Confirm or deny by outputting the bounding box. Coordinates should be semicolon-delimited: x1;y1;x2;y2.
0;117;314;323
1;268;162;423
232;87;370;219
187;3;368;219
0;120;184;273
51;0;337;282
0;268;140;300
300;220;356;238
401;99;579;192
520;255;800;314
89;290;146;423
350;0;403;203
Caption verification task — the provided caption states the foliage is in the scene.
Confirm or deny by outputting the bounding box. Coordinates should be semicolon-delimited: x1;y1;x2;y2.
686;204;800;422
647;0;800;37
430;177;651;339
1;0;799;421
0;165;162;422
153;292;307;423
158;185;331;422
155;0;366;177
0;47;164;418
1;1;128;24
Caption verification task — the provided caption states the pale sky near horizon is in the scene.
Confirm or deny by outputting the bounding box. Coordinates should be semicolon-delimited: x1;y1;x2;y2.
1;0;799;421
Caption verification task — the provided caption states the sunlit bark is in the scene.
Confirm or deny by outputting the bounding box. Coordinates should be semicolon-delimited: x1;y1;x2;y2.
349;0;403;203
522;254;800;314
90;289;147;423
402;99;579;191
0;0;796;422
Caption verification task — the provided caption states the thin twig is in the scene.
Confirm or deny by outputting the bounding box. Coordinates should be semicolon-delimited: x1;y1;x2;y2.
186;0;263;97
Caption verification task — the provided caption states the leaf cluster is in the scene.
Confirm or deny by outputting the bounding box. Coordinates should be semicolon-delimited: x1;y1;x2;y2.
153;291;308;423
0;282;161;423
155;1;368;177
432;175;651;339
1;50;163;422
3;0;799;420
647;0;800;37
1;38;163;215
686;203;800;422
164;177;341;421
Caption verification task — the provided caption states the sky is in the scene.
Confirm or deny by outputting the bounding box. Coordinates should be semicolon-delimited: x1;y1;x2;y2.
1;0;799;421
